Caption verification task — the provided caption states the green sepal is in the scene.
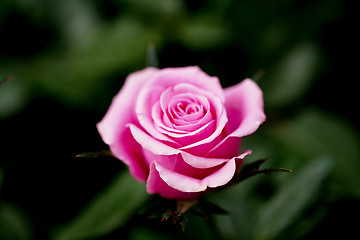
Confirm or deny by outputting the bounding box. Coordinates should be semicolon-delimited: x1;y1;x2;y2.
75;150;114;158
146;43;159;68
226;158;292;187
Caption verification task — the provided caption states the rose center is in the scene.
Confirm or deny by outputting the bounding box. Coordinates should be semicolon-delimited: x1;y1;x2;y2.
176;102;200;115
154;83;214;132
169;97;207;124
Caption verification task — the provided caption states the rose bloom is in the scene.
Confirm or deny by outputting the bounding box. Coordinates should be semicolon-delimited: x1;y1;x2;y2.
97;66;265;200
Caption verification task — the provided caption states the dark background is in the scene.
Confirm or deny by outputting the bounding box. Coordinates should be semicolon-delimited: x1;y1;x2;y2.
0;0;359;239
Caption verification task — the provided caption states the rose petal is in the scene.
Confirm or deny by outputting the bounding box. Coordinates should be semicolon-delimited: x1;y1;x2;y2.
205;79;265;158
172;120;216;146
147;163;203;200
180;151;229;168
143;150;222;178
97;67;158;181
128;124;181;155
146;150;251;199
151;103;191;134
147;82;228;152
177;130;223;156
175;87;228;154
224;78;266;137
179;106;227;155
151;158;236;193
136;86;180;146
111;127;149;181
204;136;241;158
97;67;157;145
150;66;225;103
202;158;236;188
134;71;227;155
159;83;213;131
234;149;252;169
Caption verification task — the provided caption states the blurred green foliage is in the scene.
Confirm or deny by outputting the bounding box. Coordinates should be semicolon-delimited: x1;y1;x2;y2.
0;0;358;239
53;171;147;240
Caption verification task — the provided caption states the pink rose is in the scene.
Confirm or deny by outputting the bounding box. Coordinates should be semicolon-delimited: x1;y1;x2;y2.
97;66;265;200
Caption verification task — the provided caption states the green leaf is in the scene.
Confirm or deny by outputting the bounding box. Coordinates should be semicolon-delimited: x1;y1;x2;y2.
181;14;229;50
0;77;30;120
128;226;170;240
0;202;33;240
52;0;100;48
37;17;160;108
266;108;360;199
261;41;321;107
3;16;161;110
52;170;148;240
125;0;183;17
253;156;332;240
295;110;360;199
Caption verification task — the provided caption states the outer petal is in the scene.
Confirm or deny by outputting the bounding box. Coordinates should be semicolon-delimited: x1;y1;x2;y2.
204;137;241;158
147;163;203;200
205;79;265;158
148;151;251;196
224;78;266;137
142;150;226;178
96;67;158;181
148;66;225;103
148;158;236;194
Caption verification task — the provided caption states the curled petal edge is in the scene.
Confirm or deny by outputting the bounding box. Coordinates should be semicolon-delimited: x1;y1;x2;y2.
153;158;236;193
150;150;251;193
